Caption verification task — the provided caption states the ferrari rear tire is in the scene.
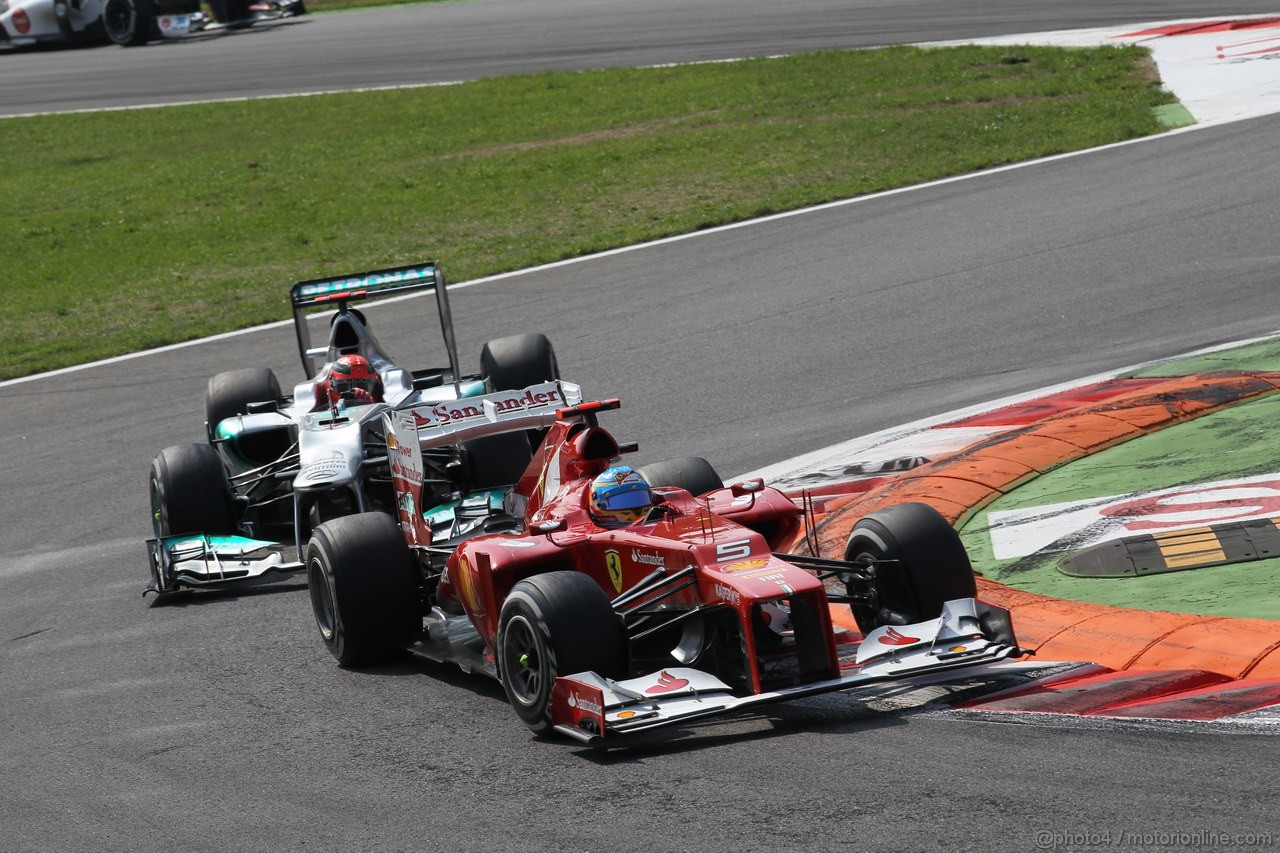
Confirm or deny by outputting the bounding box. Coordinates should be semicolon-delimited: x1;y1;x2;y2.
481;333;560;450
638;457;724;497
205;367;282;442
481;334;559;391
103;0;153;45
150;444;236;538
843;502;977;634
307;513;419;667
464;430;534;490
497;571;626;735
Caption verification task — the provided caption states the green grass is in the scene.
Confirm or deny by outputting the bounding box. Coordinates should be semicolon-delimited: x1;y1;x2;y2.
2;44;1176;380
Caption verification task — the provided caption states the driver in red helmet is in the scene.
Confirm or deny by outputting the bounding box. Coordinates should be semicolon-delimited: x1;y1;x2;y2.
312;354;383;410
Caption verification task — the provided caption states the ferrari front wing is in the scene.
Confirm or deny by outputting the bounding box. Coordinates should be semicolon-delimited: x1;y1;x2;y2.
550;598;1028;744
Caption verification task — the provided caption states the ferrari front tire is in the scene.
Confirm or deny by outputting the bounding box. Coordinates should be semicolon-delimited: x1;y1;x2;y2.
497;571;625;735
307;513;419;667
844;502;977;634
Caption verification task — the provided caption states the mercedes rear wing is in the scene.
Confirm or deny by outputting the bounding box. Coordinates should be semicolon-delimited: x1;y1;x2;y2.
289;260;461;387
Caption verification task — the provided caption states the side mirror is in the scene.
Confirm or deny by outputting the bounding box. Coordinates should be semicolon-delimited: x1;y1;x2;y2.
730;478;765;497
246;400;279;414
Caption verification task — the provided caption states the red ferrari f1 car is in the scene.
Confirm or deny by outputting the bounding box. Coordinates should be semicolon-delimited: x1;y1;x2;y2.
307;389;1027;744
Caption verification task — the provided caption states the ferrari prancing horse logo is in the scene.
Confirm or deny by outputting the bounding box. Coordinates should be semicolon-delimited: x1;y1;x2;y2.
605;549;623;593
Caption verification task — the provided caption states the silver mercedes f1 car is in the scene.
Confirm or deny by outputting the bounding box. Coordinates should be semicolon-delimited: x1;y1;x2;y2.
145;260;562;600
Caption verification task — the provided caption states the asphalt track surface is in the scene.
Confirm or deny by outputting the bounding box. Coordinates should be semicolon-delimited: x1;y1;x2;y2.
5;2;1280;851
4;0;1280;116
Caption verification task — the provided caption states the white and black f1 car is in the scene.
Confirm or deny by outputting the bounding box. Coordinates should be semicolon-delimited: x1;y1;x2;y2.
145;260;563;600
0;0;303;49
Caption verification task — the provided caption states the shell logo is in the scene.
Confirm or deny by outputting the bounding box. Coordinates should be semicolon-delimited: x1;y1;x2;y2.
723;559;770;572
455;556;481;613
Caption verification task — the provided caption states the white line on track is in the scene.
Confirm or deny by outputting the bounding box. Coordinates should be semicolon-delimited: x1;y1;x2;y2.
0;80;465;121
0;57;767;121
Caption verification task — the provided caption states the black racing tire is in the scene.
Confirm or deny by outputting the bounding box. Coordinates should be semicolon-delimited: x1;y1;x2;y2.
307;513;420;667
497;571;626;735
205;367;282;443
207;0;250;23
103;0;153;45
149;444;236;538
637;457;724;497
843;502;977;634
224;0;252;25
464;430;534;490
481;334;559;391
53;0;75;40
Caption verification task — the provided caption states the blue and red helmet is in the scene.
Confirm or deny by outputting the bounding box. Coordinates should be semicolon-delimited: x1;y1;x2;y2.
589;466;652;528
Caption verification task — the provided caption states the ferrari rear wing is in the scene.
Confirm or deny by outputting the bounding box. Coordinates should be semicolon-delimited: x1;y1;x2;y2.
289;261;461;386
384;381;587;548
391;380;585;449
